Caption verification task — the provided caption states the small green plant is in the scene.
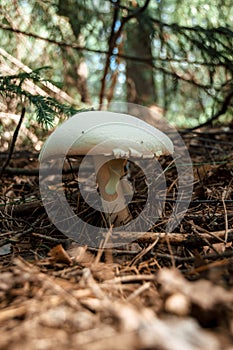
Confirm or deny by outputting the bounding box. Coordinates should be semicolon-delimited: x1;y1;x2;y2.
0;67;80;128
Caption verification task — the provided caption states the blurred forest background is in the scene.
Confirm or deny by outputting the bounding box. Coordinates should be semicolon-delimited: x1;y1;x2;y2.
1;0;233;148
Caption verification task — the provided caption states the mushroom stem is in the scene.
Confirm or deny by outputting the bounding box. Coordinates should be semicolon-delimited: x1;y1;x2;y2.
93;156;132;227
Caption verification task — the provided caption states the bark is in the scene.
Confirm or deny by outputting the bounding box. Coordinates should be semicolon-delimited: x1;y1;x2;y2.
125;17;156;105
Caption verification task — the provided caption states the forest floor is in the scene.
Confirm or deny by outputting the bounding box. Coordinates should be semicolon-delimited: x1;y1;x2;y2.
0;125;233;350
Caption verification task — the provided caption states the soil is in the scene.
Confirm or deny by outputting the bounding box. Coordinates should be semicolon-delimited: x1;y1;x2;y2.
0;126;233;350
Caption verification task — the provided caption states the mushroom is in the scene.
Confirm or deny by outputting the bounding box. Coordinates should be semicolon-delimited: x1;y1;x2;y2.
39;111;174;227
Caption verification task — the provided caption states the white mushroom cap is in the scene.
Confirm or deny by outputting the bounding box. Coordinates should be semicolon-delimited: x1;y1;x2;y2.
39;111;174;161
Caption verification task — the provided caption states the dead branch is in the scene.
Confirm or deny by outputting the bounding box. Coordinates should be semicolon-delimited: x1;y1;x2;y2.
0;108;25;174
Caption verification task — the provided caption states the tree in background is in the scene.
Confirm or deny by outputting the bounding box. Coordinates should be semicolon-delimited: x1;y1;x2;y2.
0;0;233;128
125;4;156;106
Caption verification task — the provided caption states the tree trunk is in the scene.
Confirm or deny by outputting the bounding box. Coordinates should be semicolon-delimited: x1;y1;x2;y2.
125;17;156;106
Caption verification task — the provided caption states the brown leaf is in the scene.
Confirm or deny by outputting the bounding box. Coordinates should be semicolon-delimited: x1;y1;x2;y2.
48;244;72;265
